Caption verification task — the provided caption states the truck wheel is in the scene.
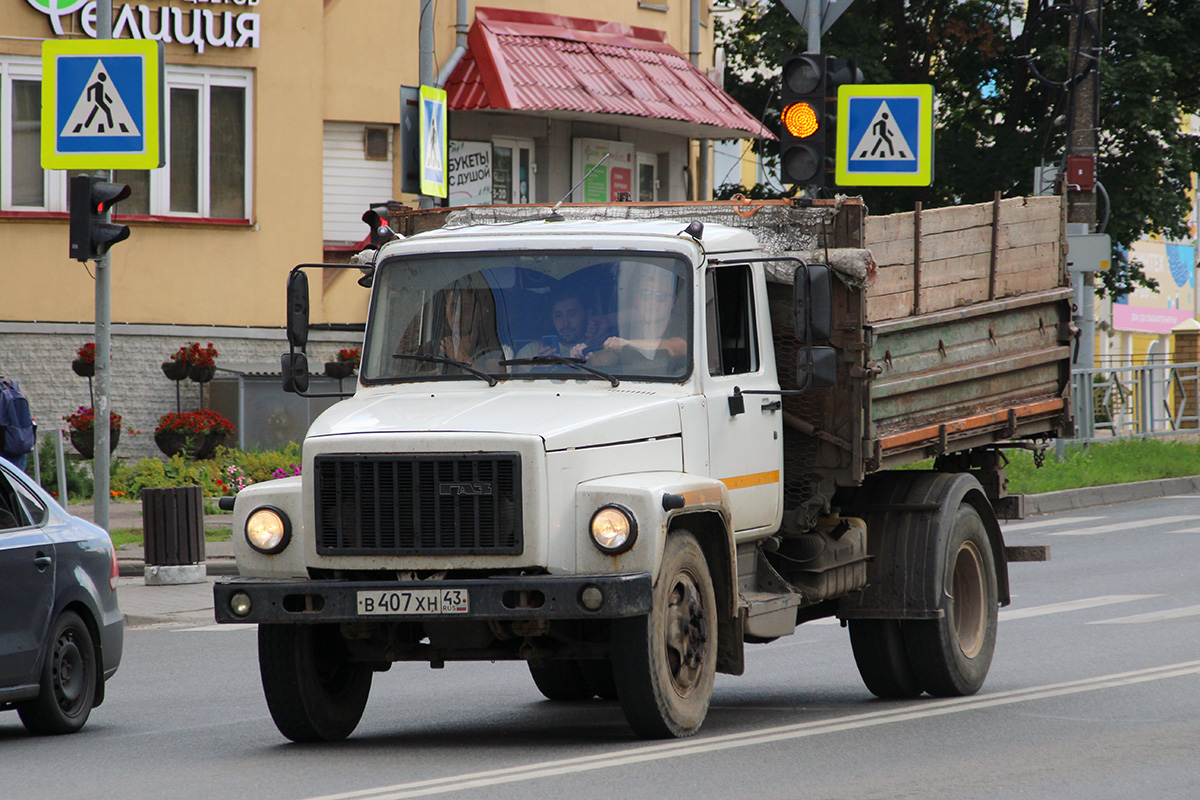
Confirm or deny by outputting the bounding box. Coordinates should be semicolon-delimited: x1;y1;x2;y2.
528;661;596;701
258;623;372;742
611;531;717;738
847;619;922;699
17;611;97;735
904;502;998;696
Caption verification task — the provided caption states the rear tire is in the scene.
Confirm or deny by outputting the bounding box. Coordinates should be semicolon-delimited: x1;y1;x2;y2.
612;531;717;738
258;623;372;742
580;658;619;700
528;661;596;701
904;502;998;696
847;618;922;699
18;611;97;735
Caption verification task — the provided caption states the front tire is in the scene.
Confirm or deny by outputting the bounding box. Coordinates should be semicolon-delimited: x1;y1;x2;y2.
904;502;999;696
612;531;717;738
18;611;97;735
258;623;372;742
528;661;596;701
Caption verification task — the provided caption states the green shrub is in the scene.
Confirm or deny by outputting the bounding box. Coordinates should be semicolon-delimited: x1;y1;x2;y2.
34;436;93;501
109;443;304;498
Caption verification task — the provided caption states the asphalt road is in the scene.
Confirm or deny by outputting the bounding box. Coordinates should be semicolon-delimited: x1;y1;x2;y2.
2;493;1199;800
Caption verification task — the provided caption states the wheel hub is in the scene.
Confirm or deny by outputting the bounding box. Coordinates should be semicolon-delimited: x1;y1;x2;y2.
664;575;708;694
949;540;986;658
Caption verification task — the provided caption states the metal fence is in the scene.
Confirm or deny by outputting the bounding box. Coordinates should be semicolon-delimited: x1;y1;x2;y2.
1071;360;1200;442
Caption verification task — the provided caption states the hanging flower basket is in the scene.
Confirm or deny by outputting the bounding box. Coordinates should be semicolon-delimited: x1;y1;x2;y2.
155;410;235;460
161;360;189;381
69;427;120;459
324;360;355;380
72;359;95;378
189;364;217;383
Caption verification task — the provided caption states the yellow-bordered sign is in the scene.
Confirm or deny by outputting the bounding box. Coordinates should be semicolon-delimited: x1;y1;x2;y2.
419;85;448;198
41;39;164;169
835;84;934;187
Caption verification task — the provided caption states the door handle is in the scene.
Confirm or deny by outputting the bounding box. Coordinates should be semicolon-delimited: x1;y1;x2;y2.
761;400;781;412
33;552;52;569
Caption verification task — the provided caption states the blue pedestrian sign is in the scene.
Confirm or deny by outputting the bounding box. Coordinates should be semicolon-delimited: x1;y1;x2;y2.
41;39;163;170
419;85;448;199
835;84;933;187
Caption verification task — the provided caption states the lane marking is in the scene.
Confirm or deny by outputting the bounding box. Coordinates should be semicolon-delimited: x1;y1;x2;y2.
300;661;1200;800
999;594;1159;621
1043;515;1194;536
174;623;255;633
1089;604;1200;625
1002;516;1101;533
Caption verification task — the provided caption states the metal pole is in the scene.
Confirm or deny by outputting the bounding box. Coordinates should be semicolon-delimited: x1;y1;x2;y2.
806;2;821;53
690;0;710;201
92;0;112;532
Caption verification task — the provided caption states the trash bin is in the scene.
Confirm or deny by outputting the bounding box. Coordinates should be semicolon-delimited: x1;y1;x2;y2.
142;485;207;585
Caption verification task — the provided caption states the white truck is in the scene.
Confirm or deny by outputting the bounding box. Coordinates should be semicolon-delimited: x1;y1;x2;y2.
214;196;1070;742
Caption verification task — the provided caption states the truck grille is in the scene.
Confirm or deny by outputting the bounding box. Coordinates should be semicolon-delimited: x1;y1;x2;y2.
314;454;522;556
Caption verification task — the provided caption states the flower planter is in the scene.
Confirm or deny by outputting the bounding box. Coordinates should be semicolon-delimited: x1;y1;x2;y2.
161;360;189;381
154;428;226;460
188;364;217;383
324;360;355;380
69;426;120;459
72;359;95;378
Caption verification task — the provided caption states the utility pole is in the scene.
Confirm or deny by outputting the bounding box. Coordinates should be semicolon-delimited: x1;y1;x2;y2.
1064;0;1101;443
93;0;112;532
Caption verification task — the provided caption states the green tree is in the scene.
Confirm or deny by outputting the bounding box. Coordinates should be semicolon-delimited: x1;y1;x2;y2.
716;0;1200;298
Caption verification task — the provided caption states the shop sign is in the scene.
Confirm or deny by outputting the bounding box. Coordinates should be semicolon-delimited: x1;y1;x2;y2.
448;141;492;206
25;0;261;54
1112;240;1196;334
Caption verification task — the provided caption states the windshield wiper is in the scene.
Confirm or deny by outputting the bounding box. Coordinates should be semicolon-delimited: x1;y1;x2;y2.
500;355;620;387
393;353;497;386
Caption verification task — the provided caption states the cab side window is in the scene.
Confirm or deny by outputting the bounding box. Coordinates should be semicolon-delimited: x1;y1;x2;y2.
704;265;759;376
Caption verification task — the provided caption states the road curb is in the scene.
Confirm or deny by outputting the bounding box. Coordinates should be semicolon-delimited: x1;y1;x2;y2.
1023;475;1200;516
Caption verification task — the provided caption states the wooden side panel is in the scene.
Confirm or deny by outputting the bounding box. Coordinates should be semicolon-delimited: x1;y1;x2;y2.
863;195;1066;324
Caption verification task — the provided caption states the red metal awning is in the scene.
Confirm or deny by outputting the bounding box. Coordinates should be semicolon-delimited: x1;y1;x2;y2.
445;8;774;140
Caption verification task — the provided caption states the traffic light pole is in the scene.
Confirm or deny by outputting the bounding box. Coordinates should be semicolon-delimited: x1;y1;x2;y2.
93;0;112;533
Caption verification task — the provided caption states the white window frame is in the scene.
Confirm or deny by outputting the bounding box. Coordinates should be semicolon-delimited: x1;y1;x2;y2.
0;57;253;220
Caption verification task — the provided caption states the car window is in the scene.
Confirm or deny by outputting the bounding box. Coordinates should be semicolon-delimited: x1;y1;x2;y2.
0;469;26;530
7;470;47;526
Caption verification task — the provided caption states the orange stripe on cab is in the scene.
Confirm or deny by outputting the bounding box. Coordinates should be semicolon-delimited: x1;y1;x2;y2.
720;470;780;491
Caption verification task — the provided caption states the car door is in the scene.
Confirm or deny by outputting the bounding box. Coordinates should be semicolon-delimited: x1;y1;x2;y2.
702;263;783;533
0;464;55;688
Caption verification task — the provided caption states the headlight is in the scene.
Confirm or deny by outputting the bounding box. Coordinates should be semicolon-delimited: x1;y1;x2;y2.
590;505;637;554
245;506;291;554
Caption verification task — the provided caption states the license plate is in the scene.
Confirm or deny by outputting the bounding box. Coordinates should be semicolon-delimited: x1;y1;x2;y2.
356;588;470;616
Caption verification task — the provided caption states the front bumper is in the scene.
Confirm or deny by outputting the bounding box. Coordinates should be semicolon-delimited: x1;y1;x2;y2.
213;573;653;624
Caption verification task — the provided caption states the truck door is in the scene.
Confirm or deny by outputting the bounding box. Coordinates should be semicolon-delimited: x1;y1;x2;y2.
703;263;782;533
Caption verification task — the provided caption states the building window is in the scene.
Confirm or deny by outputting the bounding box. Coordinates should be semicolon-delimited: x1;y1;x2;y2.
1;57;252;220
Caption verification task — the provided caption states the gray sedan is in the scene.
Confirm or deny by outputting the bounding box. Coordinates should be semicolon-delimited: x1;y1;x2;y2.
0;457;123;734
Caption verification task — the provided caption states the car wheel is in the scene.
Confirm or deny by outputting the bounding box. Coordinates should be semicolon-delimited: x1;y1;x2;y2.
18;610;97;735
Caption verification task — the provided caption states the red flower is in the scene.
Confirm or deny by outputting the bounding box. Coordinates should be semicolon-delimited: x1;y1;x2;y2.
337;347;361;370
170;342;219;367
76;342;96;364
155;409;235;435
64;407;122;432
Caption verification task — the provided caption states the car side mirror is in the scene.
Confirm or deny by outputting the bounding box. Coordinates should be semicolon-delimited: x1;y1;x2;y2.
287;270;310;348
281;352;310;394
796;346;837;390
794;263;832;344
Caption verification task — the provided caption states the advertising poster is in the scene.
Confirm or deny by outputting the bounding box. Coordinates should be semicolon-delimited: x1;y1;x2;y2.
1113;240;1196;333
448;140;492;205
573;138;635;202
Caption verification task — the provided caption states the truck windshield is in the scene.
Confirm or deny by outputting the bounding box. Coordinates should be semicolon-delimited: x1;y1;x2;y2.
361;251;692;384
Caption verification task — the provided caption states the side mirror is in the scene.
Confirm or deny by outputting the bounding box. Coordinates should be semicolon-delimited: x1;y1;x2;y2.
281;352;310;394
796;346;837;390
287;270;310;348
794;263;832;344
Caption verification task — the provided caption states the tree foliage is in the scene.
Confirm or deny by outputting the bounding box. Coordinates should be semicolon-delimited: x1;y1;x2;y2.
716;0;1200;298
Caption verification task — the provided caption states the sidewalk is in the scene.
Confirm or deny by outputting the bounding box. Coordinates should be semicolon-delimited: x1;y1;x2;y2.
86;475;1200;629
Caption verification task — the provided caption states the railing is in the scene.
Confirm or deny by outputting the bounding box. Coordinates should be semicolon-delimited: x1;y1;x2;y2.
1070;360;1200;442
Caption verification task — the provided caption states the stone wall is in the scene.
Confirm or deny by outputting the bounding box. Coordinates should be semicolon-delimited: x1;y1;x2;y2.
0;322;361;463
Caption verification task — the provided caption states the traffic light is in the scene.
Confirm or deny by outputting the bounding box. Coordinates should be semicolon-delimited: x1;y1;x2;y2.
779;54;862;188
69;174;131;262
779;53;826;186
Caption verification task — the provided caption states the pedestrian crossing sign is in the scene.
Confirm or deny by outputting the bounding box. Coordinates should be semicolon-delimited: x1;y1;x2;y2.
419;85;448;199
835;84;934;187
41;39;164;169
